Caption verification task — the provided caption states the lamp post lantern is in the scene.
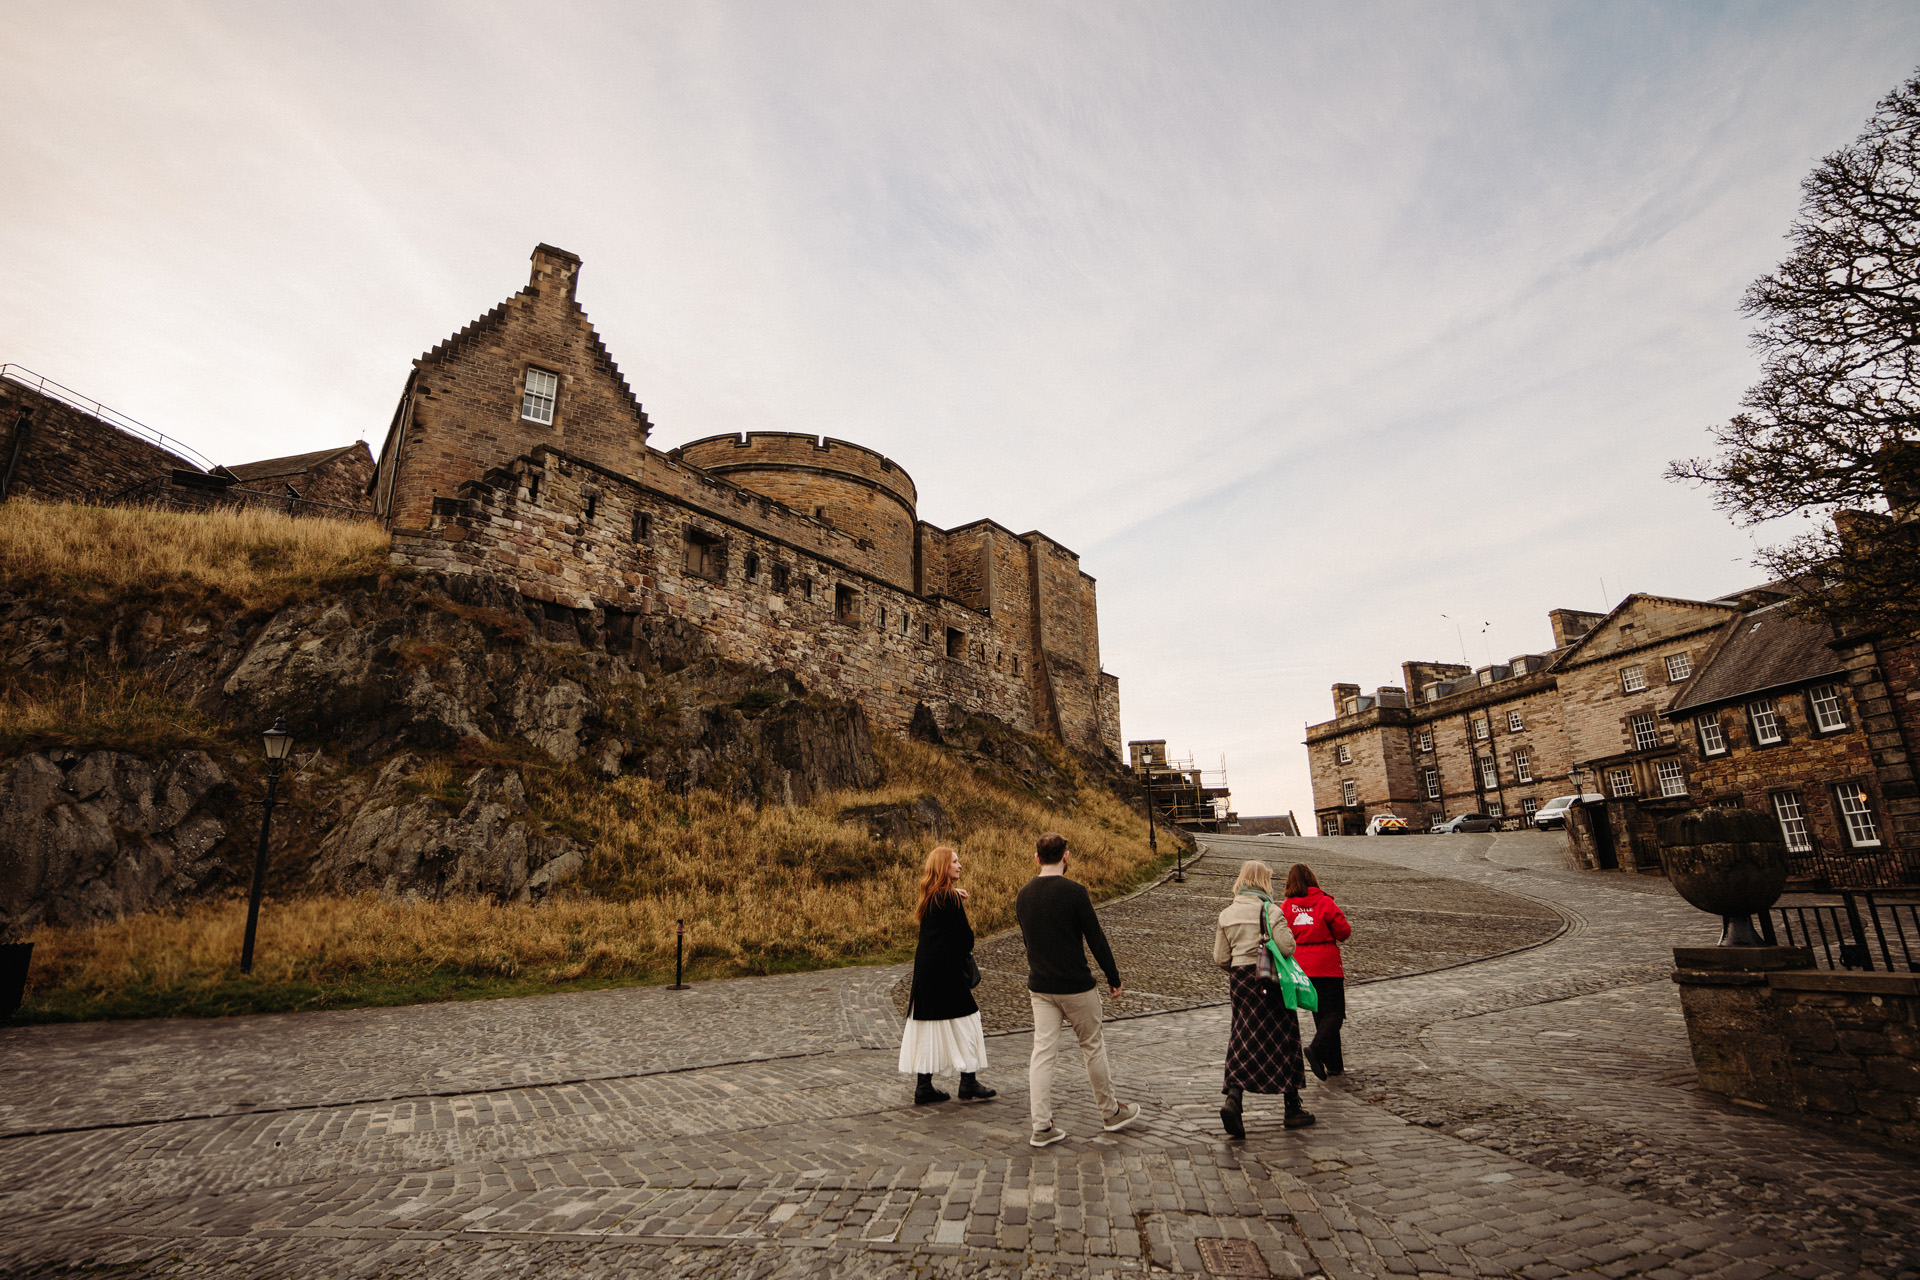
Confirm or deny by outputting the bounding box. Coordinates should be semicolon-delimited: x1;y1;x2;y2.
240;715;294;975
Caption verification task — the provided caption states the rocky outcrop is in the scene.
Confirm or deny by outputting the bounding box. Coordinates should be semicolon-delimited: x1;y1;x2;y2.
309;756;582;902
0;750;231;933
0;571;890;927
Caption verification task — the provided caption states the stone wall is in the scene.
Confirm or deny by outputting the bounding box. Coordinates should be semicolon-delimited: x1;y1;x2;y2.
675;433;917;590
0;379;204;505
389;445;1121;757
1674;951;1919;1154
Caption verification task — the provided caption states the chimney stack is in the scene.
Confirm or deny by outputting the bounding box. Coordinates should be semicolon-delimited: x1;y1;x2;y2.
529;243;582;303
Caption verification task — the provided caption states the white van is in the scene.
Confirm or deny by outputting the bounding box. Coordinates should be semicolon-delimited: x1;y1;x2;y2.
1533;793;1604;830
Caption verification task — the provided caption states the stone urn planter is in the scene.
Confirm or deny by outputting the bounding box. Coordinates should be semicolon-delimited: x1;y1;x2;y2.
0;942;32;1024
1655;807;1789;946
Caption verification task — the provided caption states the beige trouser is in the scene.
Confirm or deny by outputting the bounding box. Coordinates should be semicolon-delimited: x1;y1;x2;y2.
1028;988;1117;1131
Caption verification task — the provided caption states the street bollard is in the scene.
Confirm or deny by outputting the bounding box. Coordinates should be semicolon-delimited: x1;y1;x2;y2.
669;918;690;990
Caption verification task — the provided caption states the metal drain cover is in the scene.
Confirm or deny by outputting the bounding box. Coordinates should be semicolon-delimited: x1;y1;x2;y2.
1197;1237;1268;1277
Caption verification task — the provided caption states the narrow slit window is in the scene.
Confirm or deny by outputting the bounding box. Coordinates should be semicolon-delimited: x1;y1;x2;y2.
521;368;558;424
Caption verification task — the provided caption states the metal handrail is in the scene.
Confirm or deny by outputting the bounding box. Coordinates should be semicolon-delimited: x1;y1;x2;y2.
1;363;219;473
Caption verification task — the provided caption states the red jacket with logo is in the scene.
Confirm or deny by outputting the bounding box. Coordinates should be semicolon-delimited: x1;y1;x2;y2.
1281;886;1351;978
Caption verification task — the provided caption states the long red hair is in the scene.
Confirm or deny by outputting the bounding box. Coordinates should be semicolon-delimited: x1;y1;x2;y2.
917;845;961;921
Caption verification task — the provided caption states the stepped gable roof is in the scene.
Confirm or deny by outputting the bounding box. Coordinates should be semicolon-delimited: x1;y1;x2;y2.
1666;603;1846;715
416;256;650;430
1545;592;1740;672
224;443;366;482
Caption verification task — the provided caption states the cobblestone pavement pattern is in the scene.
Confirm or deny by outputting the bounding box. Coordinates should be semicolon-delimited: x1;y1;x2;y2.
4;831;1918;1278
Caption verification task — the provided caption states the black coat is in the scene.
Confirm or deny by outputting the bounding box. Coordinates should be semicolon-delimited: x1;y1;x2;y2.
908;896;978;1022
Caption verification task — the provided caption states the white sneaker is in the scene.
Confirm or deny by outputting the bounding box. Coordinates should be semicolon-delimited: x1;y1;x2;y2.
1102;1102;1142;1132
1029;1124;1068;1148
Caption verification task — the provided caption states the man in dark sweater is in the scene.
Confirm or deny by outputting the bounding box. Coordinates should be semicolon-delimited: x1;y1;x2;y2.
1014;832;1142;1146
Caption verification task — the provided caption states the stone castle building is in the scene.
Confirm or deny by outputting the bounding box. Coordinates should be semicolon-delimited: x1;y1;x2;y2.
372;245;1122;757
1307;587;1920;888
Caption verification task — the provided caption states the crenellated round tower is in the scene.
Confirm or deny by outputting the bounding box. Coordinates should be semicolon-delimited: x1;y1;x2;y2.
675;432;918;589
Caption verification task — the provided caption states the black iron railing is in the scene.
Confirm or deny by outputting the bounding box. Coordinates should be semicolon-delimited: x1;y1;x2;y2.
1772;891;1920;972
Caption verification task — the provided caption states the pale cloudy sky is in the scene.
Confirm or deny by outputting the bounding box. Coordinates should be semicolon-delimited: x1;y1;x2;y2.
5;3;1919;821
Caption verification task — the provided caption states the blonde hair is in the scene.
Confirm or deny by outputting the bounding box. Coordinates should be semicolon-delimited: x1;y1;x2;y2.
917;846;961;921
1232;860;1273;894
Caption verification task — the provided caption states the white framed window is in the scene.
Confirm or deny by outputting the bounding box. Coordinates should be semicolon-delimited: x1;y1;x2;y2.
1809;684;1848;732
1665;652;1693;683
521;367;559;424
1479;756;1498;788
1620;665;1647;693
1835;783;1882;847
1655;759;1687;797
1607;767;1635;798
1513;747;1533;783
1521;797;1540;817
1418;729;1433;753
1322;814;1341;837
1507;709;1524;733
1487;803;1504;819
1336;744;1352;764
1696;714;1727;756
1630;712;1660;752
1749;699;1782;745
1424;768;1441;800
1342;780;1357;808
1771;792;1813;853
1472;716;1489;741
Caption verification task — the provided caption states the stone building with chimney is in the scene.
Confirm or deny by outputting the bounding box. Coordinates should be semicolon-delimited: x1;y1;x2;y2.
372;245;1122;758
1307;585;1919;887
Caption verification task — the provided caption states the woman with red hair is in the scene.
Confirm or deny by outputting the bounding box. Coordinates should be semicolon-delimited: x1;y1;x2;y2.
898;845;995;1105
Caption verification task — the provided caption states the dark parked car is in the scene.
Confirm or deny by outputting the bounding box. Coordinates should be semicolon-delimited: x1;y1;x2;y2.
1433;812;1499;834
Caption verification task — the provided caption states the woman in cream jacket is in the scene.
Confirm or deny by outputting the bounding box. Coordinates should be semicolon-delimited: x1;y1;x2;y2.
1212;859;1314;1136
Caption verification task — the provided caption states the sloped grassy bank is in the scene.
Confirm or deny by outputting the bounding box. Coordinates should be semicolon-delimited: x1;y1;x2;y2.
3;501;1176;1021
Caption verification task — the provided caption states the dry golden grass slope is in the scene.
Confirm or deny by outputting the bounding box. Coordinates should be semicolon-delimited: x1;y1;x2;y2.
7;501;1171;1021
0;497;389;609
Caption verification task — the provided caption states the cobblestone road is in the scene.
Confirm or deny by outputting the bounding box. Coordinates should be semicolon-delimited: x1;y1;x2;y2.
4;832;1917;1279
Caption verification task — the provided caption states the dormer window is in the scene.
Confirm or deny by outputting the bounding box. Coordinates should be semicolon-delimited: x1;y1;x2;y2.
522;368;558;424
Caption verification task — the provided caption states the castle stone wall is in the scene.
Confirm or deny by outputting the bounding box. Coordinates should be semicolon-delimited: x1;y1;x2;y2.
0;380;205;505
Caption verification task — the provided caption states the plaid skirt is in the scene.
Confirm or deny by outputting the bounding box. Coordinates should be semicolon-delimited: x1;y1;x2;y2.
1224;965;1305;1094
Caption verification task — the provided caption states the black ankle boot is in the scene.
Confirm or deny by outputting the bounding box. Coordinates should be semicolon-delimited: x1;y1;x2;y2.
1283;1089;1316;1129
1219;1086;1245;1140
914;1073;950;1105
958;1072;996;1102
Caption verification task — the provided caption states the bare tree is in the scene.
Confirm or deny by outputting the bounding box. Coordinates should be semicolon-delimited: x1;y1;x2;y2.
1669;70;1920;633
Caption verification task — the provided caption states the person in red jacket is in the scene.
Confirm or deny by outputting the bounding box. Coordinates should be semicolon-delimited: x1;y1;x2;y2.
1282;864;1351;1078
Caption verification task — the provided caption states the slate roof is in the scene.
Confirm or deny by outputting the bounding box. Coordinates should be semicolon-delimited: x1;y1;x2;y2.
225;443;364;482
1666;602;1847;715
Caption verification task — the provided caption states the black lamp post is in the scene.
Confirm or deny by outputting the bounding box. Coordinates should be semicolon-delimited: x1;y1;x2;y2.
240;715;294;975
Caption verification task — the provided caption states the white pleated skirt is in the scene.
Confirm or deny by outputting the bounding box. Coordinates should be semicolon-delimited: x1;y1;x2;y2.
897;1012;989;1075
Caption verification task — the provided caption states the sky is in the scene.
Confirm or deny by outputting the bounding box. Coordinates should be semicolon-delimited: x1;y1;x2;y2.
5;2;1920;822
